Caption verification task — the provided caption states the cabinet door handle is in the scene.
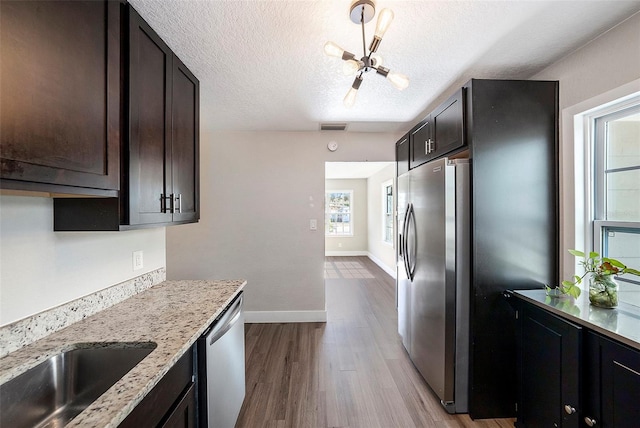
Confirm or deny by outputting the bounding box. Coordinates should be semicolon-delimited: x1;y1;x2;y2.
564;404;576;415
175;194;182;213
584;416;597;427
161;194;173;213
426;138;435;154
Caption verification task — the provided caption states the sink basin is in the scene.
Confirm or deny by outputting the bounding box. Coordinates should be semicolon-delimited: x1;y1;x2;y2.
0;343;156;428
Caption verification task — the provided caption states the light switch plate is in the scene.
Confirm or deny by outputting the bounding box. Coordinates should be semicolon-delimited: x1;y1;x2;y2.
133;250;143;271
310;219;317;231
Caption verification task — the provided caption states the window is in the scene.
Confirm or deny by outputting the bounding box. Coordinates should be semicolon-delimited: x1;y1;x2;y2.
383;182;393;244
590;101;640;300
325;191;353;236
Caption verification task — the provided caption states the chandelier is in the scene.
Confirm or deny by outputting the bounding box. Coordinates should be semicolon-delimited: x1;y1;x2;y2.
324;0;409;108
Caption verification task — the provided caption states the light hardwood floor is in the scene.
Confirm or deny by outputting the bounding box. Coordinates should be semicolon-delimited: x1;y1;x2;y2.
235;256;515;428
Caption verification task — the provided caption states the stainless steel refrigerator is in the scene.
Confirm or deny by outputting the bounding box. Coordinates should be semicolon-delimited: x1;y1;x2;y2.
397;157;470;413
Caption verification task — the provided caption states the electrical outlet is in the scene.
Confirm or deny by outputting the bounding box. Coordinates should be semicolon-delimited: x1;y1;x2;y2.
133;250;143;271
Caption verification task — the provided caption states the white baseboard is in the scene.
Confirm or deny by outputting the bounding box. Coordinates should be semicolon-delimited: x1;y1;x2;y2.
244;310;327;323
367;252;397;279
325;250;368;256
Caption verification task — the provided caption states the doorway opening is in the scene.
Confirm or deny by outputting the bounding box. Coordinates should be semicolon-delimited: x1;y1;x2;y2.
323;161;396;279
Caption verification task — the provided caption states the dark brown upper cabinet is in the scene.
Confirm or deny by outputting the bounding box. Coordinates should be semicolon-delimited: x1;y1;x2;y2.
396;133;410;177
432;88;465;158
53;4;199;230
0;1;120;196
408;88;465;170
168;57;200;224
126;5;199;226
409;116;432;169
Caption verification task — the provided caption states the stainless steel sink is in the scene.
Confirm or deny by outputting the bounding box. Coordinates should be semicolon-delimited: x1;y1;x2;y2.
0;343;156;428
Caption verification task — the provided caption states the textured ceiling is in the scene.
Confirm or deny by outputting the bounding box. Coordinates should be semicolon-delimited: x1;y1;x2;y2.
128;0;640;133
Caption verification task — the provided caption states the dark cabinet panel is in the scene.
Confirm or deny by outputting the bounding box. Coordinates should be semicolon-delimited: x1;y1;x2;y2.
432;89;464;158
161;383;196;428
120;348;195;428
396;133;409;176
584;331;640;428
468;79;559;419
127;5;173;225
171;58;200;224
409;117;432;169
517;303;581;428
0;0;120;195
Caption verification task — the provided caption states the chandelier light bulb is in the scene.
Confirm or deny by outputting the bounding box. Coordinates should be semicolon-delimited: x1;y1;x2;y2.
374;9;394;39
387;71;409;90
343;87;358;108
343;59;361;76
324;41;345;58
344;75;364;108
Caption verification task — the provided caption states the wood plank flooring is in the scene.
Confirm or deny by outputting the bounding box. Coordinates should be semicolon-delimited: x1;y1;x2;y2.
236;256;515;428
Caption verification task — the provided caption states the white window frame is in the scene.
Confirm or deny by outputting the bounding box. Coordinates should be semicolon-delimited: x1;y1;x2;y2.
382;180;393;245
325;190;354;236
579;93;640;287
561;80;640;284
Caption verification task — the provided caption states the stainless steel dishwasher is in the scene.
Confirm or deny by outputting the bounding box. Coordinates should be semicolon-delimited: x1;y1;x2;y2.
198;293;245;428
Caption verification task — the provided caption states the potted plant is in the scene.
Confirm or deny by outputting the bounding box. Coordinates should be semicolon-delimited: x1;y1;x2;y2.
560;249;640;308
545;280;581;299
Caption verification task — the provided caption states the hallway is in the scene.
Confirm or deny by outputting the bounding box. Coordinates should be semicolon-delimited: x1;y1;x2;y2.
236;256;515;427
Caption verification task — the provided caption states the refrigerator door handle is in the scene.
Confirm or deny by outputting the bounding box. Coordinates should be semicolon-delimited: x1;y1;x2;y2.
398;212;404;258
407;203;417;281
402;204;411;278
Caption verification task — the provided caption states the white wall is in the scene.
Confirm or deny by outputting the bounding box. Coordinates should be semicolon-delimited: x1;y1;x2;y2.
532;12;640;280
325;179;368;253
0;195;166;325
165;131;398;318
367;164;396;275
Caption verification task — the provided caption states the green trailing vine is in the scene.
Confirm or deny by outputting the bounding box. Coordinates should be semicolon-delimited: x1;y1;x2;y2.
546;249;640;299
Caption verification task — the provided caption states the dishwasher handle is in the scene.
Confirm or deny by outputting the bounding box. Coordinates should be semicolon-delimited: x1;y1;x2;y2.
208;295;243;345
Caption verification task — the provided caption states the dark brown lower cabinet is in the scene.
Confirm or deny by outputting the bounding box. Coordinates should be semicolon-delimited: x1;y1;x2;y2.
120;348;196;428
516;300;640;428
517;302;581;428
161;384;196;428
584;331;640;428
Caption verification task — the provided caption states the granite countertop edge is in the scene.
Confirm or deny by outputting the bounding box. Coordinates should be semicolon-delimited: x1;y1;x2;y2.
0;279;246;428
512;289;640;351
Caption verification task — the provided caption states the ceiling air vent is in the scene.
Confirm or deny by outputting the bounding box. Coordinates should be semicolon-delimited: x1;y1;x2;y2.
320;123;348;131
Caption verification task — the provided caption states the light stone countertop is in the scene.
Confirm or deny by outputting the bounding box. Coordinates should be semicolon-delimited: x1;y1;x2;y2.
513;289;640;351
0;279;246;428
